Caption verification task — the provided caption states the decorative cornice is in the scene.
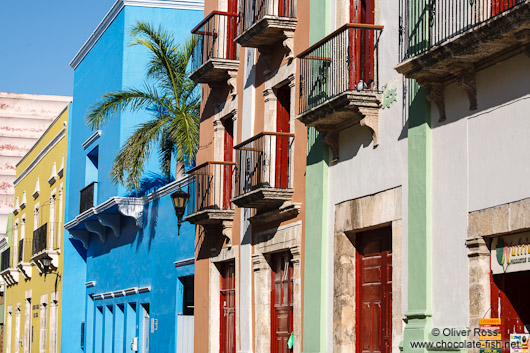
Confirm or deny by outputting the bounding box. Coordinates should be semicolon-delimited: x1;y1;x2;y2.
174;258;194;267
85;281;96;288
90;285;151;300
14;128;66;186
70;0;204;70
82;130;102;150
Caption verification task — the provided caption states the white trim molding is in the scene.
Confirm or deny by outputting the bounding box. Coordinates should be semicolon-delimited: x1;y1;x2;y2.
70;0;204;70
174;258;194;267
14;128;66;186
82;131;102;150
91;286;151;300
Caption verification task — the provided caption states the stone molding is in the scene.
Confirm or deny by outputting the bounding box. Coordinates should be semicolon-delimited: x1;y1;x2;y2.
468;197;530;238
333;187;403;353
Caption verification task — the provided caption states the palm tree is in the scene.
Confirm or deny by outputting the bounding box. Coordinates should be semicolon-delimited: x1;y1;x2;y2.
86;21;199;191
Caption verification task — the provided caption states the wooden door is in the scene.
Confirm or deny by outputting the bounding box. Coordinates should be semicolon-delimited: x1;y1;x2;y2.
226;0;238;59
278;0;290;17
275;85;290;189
271;252;294;353
220;262;236;353
223;119;234;209
349;0;375;90
491;271;530;353
356;227;392;353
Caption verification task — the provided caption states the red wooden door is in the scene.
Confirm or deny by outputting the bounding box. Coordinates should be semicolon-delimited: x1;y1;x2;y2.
220;262;236;353
356;227;392;353
275;85;290;189
491;271;530;353
223;119;233;209
349;0;375;90
226;0;238;59
271;252;294;353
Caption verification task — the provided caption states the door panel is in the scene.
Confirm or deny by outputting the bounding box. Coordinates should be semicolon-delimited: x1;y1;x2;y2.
275;86;290;189
356;227;392;353
226;0;238;59
223;119;234;209
220;262;236;353
271;252;293;353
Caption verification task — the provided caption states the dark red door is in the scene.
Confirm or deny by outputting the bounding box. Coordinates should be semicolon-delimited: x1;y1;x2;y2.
491;271;530;353
223;119;233;209
356;227;392;353
226;0;238;59
271;252;294;353
275;85;290;189
278;0;291;17
220;262;236;353
349;0;375;90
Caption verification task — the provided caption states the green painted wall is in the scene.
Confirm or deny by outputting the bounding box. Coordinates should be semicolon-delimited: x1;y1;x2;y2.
302;1;330;352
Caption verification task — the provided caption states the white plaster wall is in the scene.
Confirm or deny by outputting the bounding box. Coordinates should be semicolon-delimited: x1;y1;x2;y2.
325;0;409;350
430;53;530;328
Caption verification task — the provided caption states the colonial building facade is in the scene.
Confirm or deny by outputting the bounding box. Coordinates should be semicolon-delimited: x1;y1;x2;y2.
1;105;70;353
397;0;530;352
189;0;308;351
60;1;203;352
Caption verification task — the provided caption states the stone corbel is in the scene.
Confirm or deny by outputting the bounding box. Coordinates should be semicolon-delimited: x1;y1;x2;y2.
424;83;446;122
289;245;301;265
359;108;380;148
456;68;477;111
322;130;339;163
252;253;269;272
221;221;233;244
514;29;530;57
97;214;121;238
227;70;238;98
258;48;272;76
117;201;144;228
69;229;90;249
283;31;295;61
85;221;107;244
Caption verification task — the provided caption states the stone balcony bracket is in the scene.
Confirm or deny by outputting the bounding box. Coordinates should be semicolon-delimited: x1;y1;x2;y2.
249;202;301;225
189;59;239;97
235;15;297;55
396;2;530;122
32;250;60;274
0;268;20;286
297;91;382;163
65;196;145;249
17;262;32;280
185;209;235;244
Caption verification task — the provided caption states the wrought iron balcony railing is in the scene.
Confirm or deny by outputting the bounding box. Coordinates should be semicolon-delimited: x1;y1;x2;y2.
1;248;10;271
191;11;239;74
399;0;526;60
299;24;383;115
80;181;97;213
187;161;236;216
233;132;294;208
18;238;32;263
33;223;48;255
238;0;295;35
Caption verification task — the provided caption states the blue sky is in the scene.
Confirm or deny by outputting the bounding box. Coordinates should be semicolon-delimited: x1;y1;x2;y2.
0;0;117;96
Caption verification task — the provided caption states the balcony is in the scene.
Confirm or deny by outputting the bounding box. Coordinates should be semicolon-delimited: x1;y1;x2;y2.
80;181;97;213
17;238;33;279
0;248;18;286
396;0;530;120
185;161;235;225
232;132;295;217
235;0;297;54
31;223;59;272
297;24;383;162
190;11;239;90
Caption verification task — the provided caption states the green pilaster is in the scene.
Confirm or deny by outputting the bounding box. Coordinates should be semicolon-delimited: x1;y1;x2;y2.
302;1;330;352
402;81;432;352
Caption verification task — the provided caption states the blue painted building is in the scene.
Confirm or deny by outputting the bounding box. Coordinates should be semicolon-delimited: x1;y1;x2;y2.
61;1;203;352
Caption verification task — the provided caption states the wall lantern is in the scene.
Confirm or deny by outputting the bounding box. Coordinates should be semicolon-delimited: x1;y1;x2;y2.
171;188;189;236
41;253;53;273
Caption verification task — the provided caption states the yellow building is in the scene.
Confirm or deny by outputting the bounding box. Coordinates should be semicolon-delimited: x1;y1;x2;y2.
1;104;69;353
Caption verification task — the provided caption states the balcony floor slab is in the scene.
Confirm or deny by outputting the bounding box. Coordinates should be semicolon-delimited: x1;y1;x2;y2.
185;208;235;225
235;15;297;48
189;58;239;84
231;187;293;210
